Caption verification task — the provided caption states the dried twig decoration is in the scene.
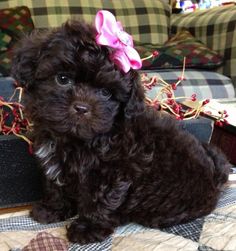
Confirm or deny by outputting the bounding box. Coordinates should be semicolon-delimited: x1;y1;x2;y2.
0;86;33;153
141;56;228;126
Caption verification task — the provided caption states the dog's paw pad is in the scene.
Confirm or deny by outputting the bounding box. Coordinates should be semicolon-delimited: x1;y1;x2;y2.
30;203;65;224
66;217;113;244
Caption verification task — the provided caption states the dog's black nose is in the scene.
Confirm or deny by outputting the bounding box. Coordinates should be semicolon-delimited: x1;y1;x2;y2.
73;104;89;115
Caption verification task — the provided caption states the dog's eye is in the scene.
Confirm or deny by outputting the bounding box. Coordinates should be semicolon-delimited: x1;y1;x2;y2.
55;74;74;86
100;88;111;98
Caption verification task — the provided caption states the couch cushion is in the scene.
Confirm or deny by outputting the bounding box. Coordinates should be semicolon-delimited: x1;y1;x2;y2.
0;50;12;76
171;5;236;91
139;30;224;70
143;69;235;100
0;6;34;37
0;0;171;45
0;6;34;76
0;29;13;76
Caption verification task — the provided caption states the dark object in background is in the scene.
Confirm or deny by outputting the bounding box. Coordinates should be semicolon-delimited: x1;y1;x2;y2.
0;135;43;208
178;116;214;143
211;124;236;165
172;8;183;14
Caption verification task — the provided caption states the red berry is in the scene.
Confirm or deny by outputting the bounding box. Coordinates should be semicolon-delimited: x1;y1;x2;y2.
215;120;223;127
168;99;174;105
152;51;159;57
167;93;173;98
14;127;20;134
171;83;177;90
173;104;180;114
191;94;197;101
202;99;210;105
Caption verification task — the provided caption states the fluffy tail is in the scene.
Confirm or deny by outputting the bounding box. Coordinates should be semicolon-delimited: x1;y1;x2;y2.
202;143;231;188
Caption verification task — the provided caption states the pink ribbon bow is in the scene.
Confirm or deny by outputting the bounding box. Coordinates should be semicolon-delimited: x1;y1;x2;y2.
95;10;142;73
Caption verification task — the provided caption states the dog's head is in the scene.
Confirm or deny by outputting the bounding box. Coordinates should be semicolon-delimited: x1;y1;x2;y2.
11;20;145;140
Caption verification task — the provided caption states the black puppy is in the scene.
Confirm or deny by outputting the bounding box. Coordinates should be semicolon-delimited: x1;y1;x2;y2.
11;18;230;244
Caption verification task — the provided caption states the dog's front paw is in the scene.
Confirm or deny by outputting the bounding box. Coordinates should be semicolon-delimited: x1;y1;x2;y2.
66;217;113;244
30;202;66;224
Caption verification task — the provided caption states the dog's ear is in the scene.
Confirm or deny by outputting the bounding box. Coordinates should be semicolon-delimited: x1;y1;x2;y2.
124;71;145;118
11;31;43;89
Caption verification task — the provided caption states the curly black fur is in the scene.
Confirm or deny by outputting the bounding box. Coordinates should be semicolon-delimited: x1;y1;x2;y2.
11;20;230;244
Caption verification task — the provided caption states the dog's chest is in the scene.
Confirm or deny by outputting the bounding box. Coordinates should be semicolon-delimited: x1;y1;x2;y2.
35;140;99;185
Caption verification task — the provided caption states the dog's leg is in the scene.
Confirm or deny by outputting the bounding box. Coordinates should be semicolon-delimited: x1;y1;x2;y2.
30;179;77;224
66;179;131;244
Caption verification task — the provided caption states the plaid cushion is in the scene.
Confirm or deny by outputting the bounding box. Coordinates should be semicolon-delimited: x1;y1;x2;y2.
0;6;34;37
171;5;236;90
143;69;235;100
0;29;11;51
0;49;12;76
0;6;34;76
138;30;224;70
0;0;170;45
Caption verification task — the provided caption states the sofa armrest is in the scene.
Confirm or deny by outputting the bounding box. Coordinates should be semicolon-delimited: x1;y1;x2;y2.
171;6;236;89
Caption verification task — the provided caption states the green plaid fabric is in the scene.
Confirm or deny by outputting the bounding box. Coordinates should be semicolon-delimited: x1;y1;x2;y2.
0;29;11;51
0;5;34;36
0;0;171;45
171;5;236;90
138;29;224;70
0;5;34;75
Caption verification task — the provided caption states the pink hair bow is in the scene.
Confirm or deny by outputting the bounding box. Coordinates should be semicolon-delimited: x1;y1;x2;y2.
95;10;142;73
